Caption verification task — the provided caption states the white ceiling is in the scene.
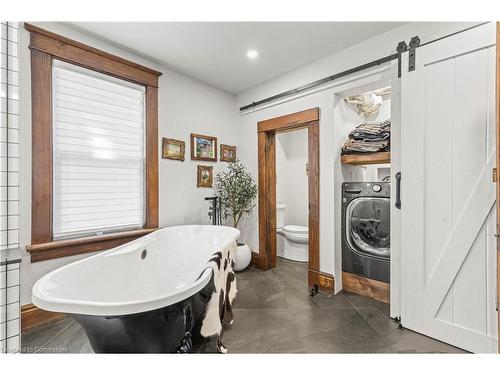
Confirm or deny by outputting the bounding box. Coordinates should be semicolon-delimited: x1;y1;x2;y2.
67;22;404;94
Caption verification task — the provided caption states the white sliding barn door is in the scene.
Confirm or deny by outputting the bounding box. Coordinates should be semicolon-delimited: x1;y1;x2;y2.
390;59;402;319
400;23;498;353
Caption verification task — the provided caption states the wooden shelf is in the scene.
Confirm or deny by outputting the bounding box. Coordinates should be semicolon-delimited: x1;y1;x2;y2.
341;151;390;166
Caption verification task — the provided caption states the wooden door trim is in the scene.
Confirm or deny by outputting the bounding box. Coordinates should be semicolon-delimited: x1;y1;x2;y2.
255;108;327;290
307;120;320;274
257;108;319;133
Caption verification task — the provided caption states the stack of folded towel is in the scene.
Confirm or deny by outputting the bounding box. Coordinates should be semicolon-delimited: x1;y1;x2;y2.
341;119;391;154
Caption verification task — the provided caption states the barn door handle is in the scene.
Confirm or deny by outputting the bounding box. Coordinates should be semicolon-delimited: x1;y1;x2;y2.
395;172;401;209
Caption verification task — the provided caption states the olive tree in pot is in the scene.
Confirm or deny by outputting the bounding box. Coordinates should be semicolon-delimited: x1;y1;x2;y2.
214;160;258;271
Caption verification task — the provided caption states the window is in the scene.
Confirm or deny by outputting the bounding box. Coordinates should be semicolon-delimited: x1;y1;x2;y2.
52;61;146;239
25;23;161;262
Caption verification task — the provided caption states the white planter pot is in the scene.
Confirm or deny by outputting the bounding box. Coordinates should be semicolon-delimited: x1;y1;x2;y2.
233;243;251;271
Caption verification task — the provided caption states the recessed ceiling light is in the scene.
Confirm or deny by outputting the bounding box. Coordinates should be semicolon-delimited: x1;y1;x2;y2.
246;49;259;59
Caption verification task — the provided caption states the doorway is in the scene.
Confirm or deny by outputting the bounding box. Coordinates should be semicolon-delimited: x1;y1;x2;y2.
336;83;392;306
255;108;332;292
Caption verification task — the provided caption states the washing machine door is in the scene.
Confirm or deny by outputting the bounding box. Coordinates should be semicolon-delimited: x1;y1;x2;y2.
346;197;390;259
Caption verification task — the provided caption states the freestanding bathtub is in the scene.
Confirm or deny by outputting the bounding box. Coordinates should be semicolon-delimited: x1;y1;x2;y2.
32;225;240;353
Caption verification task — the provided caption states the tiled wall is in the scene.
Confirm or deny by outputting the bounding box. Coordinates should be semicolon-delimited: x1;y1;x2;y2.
1;22;19;251
1;21;21;354
1;261;20;353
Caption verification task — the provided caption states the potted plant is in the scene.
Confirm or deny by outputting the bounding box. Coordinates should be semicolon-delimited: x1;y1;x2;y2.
214;160;258;271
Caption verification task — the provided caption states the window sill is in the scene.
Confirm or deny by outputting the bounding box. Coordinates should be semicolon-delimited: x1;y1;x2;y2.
26;228;158;262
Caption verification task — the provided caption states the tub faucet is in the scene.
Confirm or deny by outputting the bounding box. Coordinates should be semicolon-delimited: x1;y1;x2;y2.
205;196;221;225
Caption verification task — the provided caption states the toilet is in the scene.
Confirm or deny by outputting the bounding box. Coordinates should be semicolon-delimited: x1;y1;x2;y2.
276;203;309;262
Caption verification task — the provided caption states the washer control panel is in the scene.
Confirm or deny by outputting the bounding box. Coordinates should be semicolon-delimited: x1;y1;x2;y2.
342;182;390;197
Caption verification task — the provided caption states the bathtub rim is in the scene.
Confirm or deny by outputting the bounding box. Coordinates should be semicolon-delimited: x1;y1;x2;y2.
31;225;240;317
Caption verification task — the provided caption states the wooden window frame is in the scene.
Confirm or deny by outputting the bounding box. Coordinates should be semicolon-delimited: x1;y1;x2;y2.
25;23;162;262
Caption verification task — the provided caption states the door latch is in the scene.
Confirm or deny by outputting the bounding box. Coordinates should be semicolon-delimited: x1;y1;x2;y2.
493;168;497;183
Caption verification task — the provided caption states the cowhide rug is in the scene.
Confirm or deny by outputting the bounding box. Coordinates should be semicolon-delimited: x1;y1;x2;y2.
200;240;238;353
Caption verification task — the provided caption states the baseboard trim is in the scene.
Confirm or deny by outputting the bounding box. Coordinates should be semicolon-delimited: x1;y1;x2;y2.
21;303;66;332
342;271;390;304
251;252;270;270
308;269;335;292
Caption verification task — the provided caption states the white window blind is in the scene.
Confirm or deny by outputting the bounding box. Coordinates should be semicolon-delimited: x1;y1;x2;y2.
52;60;145;240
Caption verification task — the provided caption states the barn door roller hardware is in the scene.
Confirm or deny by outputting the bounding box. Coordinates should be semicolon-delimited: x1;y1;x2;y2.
396;41;408;78
408;36;421;72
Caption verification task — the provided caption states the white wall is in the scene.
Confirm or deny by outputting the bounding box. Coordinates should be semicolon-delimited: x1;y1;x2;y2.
236;22;478;286
276;128;308;227
18;23;238;305
157;66;239;228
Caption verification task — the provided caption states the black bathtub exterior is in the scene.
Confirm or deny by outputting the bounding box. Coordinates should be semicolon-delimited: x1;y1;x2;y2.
72;276;214;353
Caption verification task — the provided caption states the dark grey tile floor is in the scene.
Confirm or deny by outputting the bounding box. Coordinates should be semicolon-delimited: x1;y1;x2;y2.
21;258;466;354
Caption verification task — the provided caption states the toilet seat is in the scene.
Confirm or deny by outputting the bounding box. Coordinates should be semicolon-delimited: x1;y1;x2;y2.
282;225;308;235
277;225;309;244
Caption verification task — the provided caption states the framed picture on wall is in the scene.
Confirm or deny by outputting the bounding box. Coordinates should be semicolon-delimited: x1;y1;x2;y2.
197;165;213;188
162;138;185;161
191;133;217;161
220;144;236;162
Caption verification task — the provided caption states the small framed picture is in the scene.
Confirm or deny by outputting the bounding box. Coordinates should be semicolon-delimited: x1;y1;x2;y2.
191;133;217;161
220;144;236;162
162;138;185;161
197;165;213;188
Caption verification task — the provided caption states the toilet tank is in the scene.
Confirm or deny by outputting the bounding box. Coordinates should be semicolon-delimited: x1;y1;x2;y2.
277;203;287;228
